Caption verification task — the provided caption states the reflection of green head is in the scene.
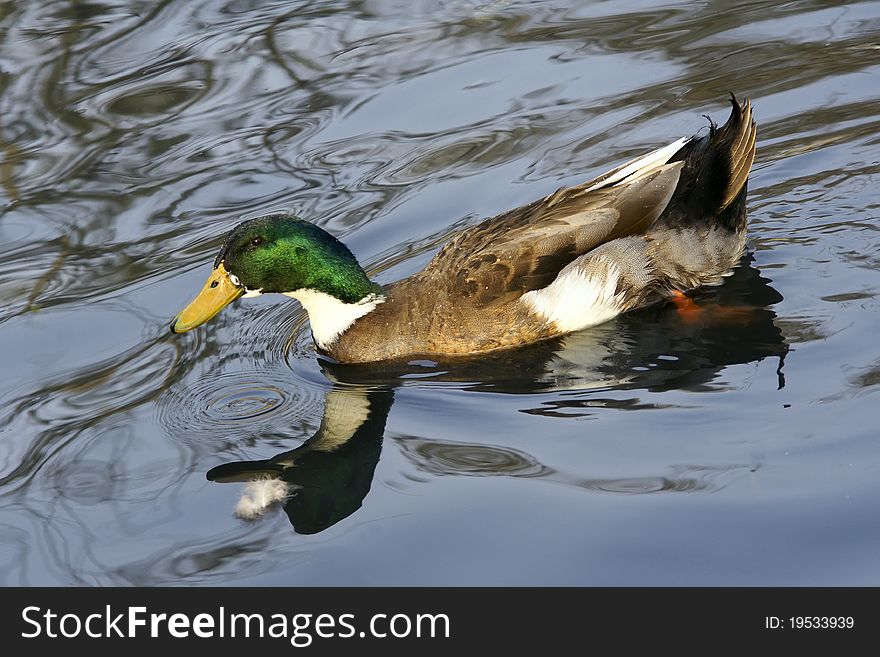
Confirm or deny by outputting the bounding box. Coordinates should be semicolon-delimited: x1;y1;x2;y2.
217;214;380;302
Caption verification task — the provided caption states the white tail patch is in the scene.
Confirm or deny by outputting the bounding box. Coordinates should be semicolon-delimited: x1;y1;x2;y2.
521;263;624;333
233;476;291;520
586;137;688;192
284;290;385;350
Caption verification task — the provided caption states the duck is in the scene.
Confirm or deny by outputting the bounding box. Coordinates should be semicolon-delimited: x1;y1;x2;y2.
171;94;757;364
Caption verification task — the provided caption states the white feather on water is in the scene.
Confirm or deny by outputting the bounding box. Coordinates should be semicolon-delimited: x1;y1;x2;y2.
233;476;291;520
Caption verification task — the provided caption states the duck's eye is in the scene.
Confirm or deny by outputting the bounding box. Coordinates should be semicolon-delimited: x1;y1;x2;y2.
250;236;263;247
229;273;241;287
210;280;219;289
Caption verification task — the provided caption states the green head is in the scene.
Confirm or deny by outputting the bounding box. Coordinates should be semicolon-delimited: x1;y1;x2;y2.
216;214;377;300
171;213;380;333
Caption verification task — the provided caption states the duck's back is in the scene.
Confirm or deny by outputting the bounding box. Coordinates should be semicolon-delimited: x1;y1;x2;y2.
326;96;757;363
328;168;683;362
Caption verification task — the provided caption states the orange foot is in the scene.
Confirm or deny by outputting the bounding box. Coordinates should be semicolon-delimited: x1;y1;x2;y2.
668;290;756;326
669;290;703;325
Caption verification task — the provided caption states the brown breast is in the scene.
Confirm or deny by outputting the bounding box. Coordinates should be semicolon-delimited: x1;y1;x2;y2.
325;278;553;363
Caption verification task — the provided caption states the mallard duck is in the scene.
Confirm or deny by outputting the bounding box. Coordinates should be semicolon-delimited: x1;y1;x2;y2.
171;95;756;363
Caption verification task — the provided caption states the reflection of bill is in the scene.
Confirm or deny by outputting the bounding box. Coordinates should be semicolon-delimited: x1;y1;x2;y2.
207;386;391;535
206;259;788;534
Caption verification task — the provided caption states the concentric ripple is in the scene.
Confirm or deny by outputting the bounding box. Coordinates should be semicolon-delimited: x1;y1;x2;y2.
157;369;324;443
204;380;288;422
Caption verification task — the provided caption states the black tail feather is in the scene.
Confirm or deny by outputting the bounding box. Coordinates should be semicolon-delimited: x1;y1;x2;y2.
662;95;757;231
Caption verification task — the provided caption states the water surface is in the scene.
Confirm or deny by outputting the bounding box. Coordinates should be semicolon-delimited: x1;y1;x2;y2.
1;0;879;585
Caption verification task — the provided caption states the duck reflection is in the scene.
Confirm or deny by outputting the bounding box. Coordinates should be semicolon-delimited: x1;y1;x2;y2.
207;258;788;534
207;385;392;535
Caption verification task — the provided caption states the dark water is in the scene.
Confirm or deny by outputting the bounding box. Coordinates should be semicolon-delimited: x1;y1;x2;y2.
1;0;879;585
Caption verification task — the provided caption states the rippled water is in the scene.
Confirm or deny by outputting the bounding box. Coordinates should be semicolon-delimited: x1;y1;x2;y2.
1;0;879;585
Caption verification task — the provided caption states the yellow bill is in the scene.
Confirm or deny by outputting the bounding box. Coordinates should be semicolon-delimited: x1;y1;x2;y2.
170;262;244;333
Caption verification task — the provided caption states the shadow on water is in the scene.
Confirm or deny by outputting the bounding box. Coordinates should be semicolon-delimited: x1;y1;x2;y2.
207;258;787;534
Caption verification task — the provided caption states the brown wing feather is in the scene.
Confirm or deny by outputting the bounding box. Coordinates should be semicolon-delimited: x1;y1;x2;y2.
423;162;683;305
